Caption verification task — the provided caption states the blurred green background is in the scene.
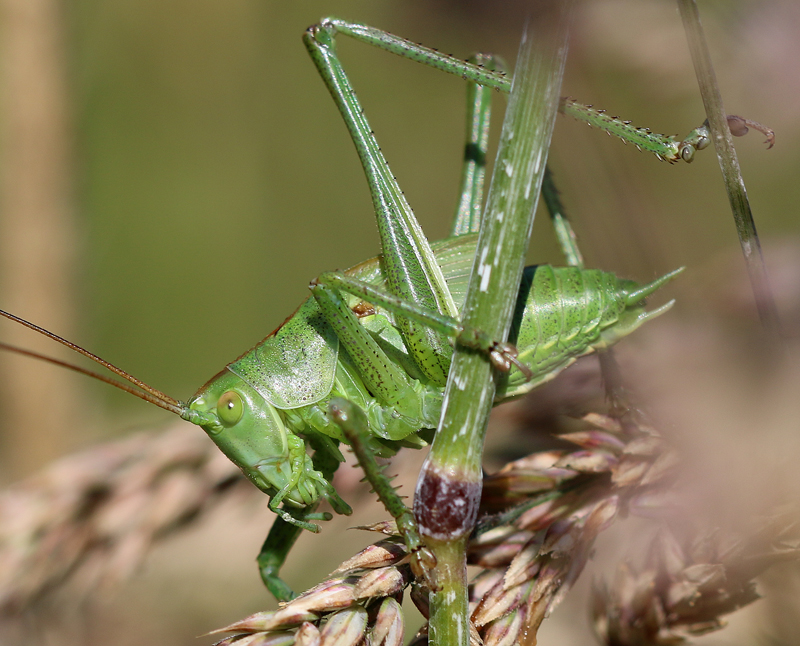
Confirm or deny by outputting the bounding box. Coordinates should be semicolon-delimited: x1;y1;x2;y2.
3;0;799;462
1;0;799;643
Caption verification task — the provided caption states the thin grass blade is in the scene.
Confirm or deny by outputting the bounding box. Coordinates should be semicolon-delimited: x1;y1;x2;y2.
677;0;780;335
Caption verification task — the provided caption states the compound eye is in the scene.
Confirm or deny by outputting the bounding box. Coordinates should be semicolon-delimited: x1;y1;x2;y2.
217;391;244;426
680;144;695;163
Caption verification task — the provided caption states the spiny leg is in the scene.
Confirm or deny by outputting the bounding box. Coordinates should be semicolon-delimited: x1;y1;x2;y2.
320;18;505;88
560;99;698;163
560;99;773;163
327;398;437;591
318;18;770;164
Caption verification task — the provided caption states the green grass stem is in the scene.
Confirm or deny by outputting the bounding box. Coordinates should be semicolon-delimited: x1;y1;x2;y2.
677;0;780;335
414;4;572;644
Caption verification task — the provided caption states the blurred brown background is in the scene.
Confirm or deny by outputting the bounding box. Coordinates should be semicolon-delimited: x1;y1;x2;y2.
1;0;799;644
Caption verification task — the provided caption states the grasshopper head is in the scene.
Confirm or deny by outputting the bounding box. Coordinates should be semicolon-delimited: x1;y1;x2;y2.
186;369;317;508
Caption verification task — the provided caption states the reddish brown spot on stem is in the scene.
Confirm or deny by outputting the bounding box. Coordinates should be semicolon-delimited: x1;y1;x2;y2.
414;464;481;541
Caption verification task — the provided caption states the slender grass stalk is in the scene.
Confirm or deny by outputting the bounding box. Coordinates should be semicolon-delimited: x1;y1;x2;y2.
677;0;780;335
413;4;572;644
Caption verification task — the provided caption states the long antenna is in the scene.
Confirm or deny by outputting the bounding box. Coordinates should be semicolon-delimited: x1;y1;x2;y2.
0;309;187;416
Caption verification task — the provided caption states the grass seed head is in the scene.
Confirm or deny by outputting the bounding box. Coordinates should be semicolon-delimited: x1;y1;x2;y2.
317;606;368;646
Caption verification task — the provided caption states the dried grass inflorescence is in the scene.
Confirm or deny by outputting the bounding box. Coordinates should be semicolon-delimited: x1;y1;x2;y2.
209;536;410;646
0;424;248;613
210;412;796;646
592;514;800;644
1;412;796;643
